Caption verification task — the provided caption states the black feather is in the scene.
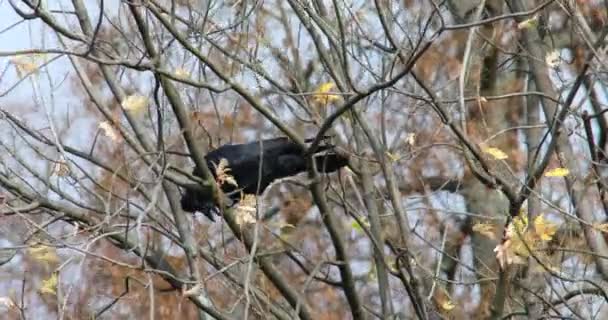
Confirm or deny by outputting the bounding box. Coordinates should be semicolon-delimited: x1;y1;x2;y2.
180;137;348;220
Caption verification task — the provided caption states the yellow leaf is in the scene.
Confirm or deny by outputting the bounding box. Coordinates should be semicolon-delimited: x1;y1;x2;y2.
386;151;399;162
441;299;456;311
512;212;529;234
312;82;340;105
367;263;377;281
472;222;497;240
121;94;148;115
544;167;569;177
39;272;58;296
593;223;608;233
279;223;296;238
517;15;539;30
351;218;369;234
99;121;121;141
534;214;557;241
482;147;508;160
28;245;59;265
510;231;536;258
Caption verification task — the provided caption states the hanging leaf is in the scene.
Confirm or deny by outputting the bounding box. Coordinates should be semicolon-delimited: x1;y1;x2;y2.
351;217;369;234
279;223;297;243
28;245;59;265
386;151;399;163
517;15;539;30
312;82;340;105
544;167;569;177
39;272;58;296
472;222;497;240
441;299;456;311
482;147;508;160
534;214;557;241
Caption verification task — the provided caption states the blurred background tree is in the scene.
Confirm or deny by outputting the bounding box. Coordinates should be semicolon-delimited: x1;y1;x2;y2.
0;0;607;319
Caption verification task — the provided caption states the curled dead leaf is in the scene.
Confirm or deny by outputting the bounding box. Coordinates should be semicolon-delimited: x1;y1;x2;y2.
212;158;238;187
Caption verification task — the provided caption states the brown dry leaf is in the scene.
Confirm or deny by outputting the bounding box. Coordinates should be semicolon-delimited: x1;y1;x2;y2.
52;156;70;177
212;158;238;187
282;197;311;226
38;272;58;296
472;222;497;240
312;82;340;105
593;223;608;233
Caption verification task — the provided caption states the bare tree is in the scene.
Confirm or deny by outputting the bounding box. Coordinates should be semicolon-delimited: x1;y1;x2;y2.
1;0;608;319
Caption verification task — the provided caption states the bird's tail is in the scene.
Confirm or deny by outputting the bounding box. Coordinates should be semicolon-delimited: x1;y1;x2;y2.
313;153;349;173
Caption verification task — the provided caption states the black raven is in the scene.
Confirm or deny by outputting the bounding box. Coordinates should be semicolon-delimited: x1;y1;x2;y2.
180;137;348;221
